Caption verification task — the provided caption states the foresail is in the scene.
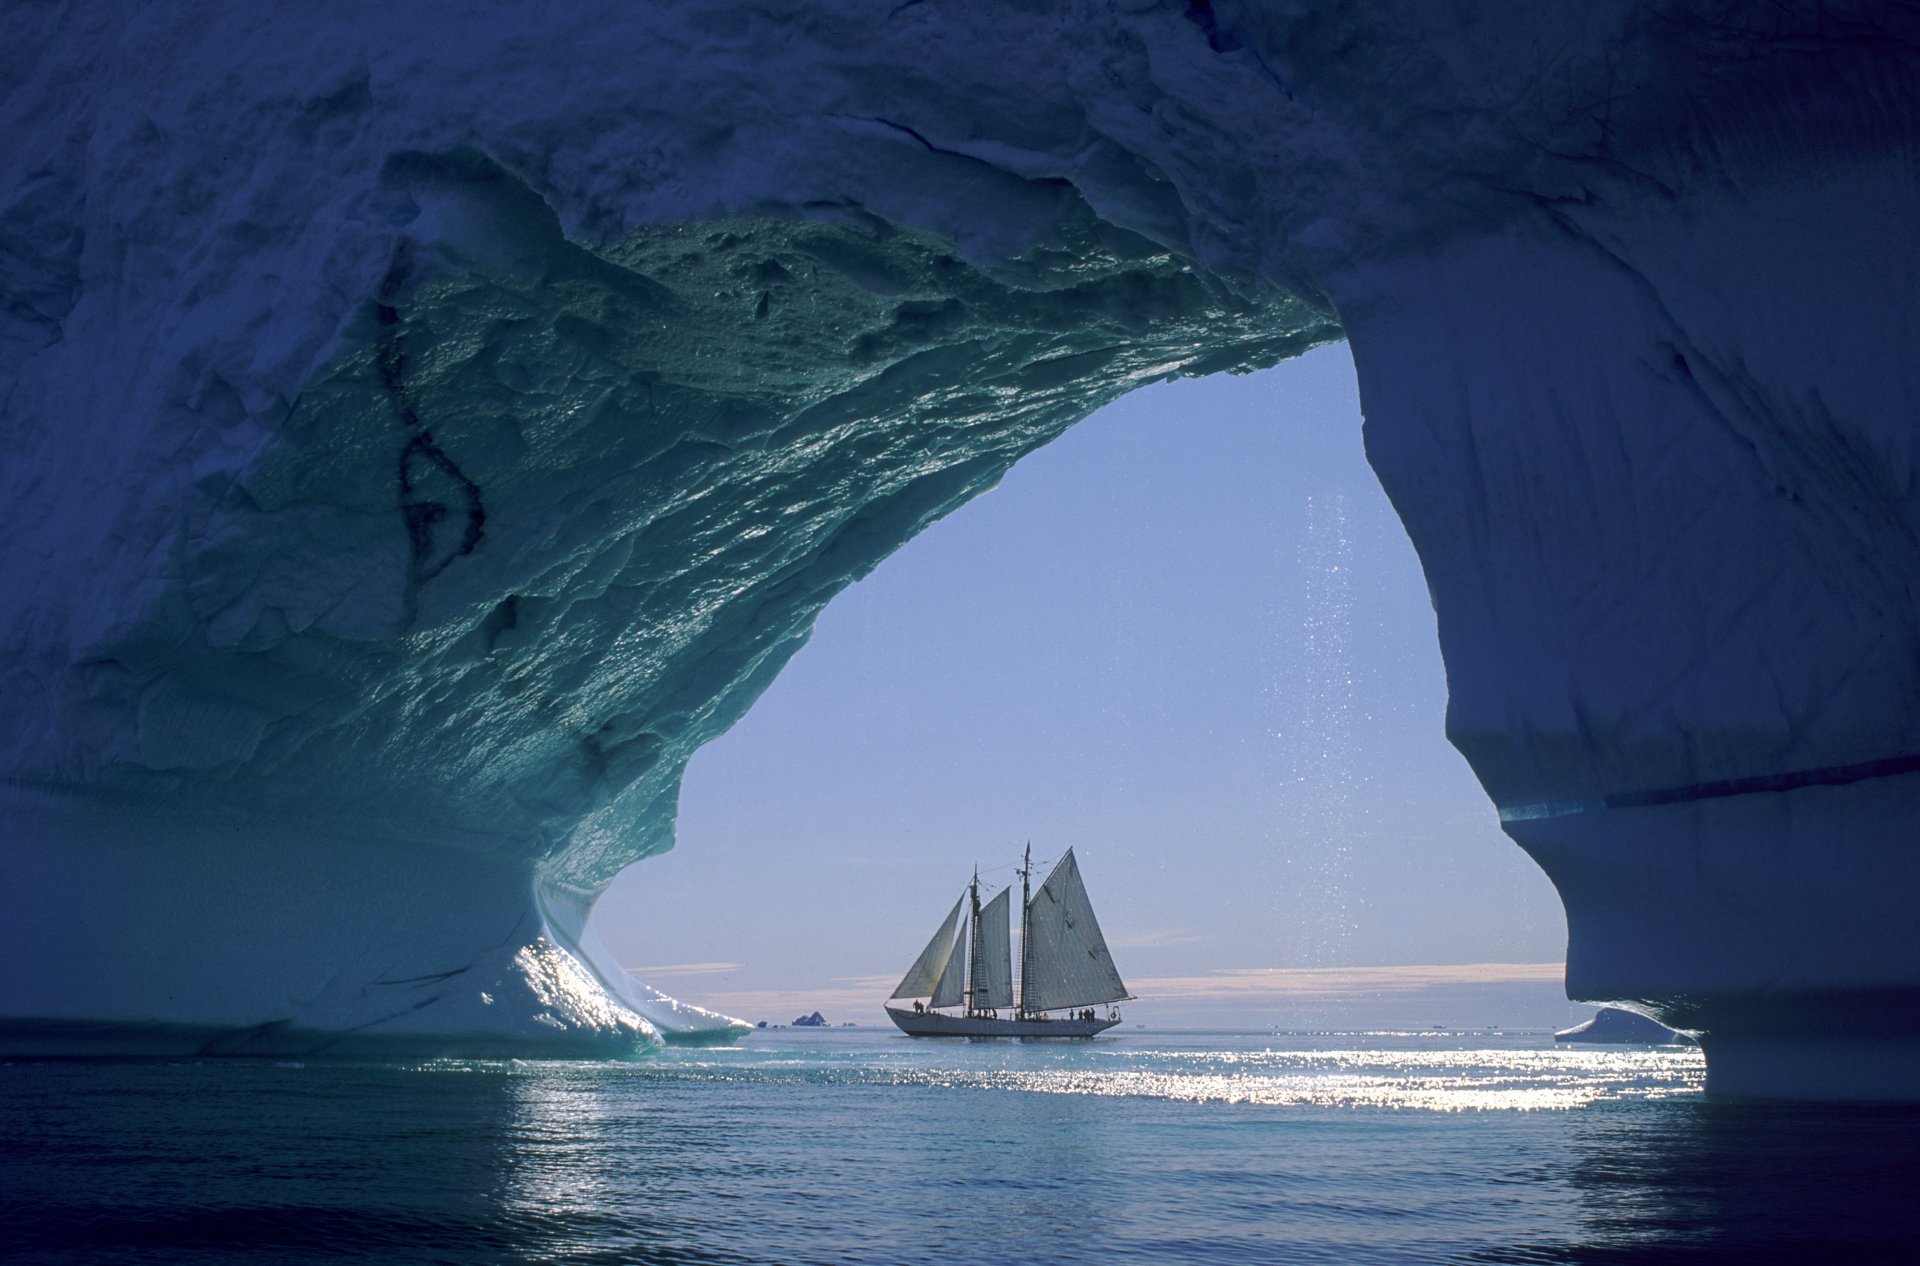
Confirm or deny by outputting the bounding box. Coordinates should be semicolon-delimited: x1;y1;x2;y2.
1021;848;1129;1012
930;910;968;1009
974;887;1014;1010
891;894;966;999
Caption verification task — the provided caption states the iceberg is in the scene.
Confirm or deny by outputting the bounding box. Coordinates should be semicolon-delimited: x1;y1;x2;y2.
1555;1008;1693;1047
2;2;1916;1092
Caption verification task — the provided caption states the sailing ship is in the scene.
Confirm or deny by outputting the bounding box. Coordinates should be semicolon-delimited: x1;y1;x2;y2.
885;845;1132;1038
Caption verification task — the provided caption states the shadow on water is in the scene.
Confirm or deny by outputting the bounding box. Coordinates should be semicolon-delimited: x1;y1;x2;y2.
1464;1100;1920;1265
0;1061;748;1266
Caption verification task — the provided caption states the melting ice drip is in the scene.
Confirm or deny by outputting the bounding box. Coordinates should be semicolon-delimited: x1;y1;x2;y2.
1289;491;1360;969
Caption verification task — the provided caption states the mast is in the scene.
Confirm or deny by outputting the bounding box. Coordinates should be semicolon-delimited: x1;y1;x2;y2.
966;866;982;1017
1017;842;1033;1019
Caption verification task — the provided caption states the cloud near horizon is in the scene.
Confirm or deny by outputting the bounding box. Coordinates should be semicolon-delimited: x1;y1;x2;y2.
1132;962;1564;1001
629;962;1569;1027
625;961;747;977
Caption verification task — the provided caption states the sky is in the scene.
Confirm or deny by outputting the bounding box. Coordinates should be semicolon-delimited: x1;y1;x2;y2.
590;343;1578;1030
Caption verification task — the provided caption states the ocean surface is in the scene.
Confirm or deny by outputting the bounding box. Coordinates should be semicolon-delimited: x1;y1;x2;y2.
7;1028;1919;1264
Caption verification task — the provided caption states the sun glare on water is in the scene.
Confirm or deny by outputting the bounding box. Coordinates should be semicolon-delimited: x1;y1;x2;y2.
633;1038;1706;1113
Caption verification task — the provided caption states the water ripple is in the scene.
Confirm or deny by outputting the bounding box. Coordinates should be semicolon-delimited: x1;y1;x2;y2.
7;1031;1910;1266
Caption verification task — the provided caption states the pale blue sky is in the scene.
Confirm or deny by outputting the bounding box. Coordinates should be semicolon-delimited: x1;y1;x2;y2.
591;344;1573;1028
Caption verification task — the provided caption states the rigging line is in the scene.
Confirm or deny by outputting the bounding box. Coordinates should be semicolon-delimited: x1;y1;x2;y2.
978;851;1064;877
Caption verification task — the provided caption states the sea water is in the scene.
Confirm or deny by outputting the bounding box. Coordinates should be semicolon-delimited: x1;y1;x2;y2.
5;1029;1917;1264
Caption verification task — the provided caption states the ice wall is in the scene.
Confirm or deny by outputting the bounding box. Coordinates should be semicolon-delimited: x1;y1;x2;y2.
4;0;1916;1089
1333;10;1920;1097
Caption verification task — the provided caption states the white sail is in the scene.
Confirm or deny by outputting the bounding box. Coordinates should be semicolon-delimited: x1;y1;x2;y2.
1021;848;1129;1012
891;894;965;999
930;910;968;1009
973;887;1014;1010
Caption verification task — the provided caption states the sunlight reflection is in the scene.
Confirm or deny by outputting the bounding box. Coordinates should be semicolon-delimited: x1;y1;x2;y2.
637;1041;1706;1113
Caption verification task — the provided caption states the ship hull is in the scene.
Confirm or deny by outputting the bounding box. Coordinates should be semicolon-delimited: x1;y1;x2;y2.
885;1005;1119;1039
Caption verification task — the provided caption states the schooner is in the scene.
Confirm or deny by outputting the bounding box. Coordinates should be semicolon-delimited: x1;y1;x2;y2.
885;846;1132;1038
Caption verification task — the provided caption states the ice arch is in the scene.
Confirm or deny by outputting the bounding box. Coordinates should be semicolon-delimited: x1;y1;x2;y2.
4;1;1917;1093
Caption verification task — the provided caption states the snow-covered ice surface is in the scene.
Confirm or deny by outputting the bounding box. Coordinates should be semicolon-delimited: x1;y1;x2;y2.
3;1;1918;1089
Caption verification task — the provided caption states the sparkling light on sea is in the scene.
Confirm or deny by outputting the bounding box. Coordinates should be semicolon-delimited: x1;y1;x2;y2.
647;1033;1703;1112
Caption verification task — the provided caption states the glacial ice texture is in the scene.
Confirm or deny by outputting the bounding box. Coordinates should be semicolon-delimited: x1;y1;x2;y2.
4;0;1918;1090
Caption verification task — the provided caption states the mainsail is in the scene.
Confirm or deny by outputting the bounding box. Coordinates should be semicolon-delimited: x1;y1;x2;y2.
972;887;1014;1010
1020;848;1129;1012
891;894;965;999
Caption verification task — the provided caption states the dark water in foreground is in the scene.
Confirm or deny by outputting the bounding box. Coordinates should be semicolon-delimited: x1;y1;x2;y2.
5;1029;1918;1264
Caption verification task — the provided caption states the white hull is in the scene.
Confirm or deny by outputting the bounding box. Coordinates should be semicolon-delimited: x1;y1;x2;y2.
885;1005;1118;1039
